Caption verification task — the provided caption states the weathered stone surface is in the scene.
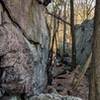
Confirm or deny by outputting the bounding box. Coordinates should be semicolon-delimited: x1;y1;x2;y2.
0;0;49;97
0;21;34;96
29;93;82;100
75;20;93;65
0;94;82;100
52;66;65;77
0;96;21;100
2;0;49;45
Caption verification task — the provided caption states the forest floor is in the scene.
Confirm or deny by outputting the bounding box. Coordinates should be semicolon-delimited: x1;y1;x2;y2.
46;64;89;100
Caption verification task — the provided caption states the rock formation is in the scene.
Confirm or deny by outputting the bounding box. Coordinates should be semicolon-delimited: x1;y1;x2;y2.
75;20;93;65
0;0;49;98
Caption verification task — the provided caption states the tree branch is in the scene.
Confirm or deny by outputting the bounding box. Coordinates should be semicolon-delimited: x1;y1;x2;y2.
46;11;71;26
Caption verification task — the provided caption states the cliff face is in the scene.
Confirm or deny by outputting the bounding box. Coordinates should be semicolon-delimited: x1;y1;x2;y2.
0;0;49;98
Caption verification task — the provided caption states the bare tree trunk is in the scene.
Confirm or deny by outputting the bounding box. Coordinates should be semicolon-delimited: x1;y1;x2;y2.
62;2;67;60
49;16;57;65
70;0;76;69
89;0;100;99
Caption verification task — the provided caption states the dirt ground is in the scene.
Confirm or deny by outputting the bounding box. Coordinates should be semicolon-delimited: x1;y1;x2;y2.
46;65;89;100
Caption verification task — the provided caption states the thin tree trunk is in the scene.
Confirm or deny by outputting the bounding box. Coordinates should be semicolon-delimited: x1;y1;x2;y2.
62;2;67;60
70;0;76;69
89;0;100;99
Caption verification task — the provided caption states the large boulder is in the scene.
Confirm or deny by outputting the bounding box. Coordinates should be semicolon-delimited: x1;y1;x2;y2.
75;20;93;65
0;0;49;97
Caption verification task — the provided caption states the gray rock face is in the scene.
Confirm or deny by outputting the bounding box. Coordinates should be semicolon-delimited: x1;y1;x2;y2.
29;93;82;100
75;20;93;65
0;0;49;97
0;96;21;100
0;94;82;100
0;20;34;96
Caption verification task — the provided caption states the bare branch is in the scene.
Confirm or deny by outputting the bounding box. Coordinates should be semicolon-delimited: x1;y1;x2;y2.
46;11;71;26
